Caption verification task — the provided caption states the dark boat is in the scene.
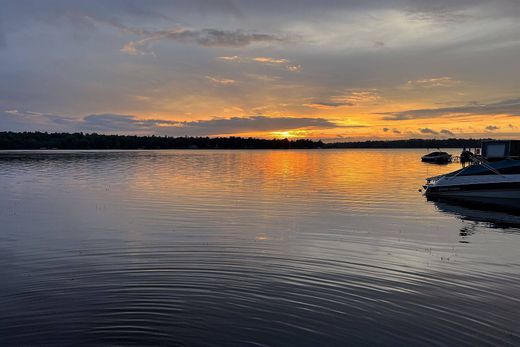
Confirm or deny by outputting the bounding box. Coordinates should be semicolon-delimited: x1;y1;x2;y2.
421;151;452;164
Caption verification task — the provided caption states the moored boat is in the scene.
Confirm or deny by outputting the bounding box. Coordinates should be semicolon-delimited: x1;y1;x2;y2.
424;158;520;202
421;151;452;164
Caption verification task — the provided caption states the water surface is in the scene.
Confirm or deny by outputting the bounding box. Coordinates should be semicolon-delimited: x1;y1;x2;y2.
1;149;519;346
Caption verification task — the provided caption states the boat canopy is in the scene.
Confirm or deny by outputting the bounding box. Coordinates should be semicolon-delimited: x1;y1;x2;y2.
445;159;520;177
423;151;449;157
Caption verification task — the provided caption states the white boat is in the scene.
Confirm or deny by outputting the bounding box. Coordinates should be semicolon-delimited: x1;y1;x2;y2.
423;158;520;202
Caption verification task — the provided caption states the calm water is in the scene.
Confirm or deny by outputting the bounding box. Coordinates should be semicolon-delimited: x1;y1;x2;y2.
1;149;519;346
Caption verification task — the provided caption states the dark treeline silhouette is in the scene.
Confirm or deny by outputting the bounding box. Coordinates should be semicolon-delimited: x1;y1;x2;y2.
326;138;485;149
0;132;489;150
0;132;323;149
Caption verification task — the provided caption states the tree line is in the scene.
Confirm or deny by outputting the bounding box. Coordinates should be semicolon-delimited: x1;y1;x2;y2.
327;138;484;149
0;132;488;150
0;132;324;149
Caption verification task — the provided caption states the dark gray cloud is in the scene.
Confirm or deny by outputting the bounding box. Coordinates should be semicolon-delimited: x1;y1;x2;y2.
81;114;176;132
168;115;346;135
380;98;520;120
117;27;285;55
88;17;285;54
419;128;438;135
163;29;283;47
0;111;347;136
303;101;354;109
485;125;499;131
382;127;401;134
0;110;76;131
440;129;455;136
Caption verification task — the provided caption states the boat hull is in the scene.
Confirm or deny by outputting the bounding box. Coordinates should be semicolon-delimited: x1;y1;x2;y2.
421;156;451;164
427;195;520;214
425;172;520;202
426;187;520;200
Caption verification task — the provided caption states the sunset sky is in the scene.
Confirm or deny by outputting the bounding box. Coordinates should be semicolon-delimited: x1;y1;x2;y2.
1;0;519;140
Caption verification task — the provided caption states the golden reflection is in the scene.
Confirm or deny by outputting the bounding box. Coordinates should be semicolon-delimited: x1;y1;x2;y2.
126;149;454;212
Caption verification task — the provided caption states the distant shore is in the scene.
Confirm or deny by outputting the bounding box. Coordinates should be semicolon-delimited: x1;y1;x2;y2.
0;131;486;150
327;138;484;149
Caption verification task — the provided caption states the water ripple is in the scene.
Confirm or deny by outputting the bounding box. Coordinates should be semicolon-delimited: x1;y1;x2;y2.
1;150;519;345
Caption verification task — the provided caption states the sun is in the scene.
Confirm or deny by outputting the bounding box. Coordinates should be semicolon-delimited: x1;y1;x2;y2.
270;130;309;138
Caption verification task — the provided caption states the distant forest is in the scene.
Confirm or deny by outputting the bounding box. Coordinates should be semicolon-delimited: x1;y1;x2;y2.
0;132;323;149
328;138;484;149
0;132;487;150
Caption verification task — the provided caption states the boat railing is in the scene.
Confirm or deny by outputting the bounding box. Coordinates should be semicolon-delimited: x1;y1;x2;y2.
447;154;504;180
425;152;515;185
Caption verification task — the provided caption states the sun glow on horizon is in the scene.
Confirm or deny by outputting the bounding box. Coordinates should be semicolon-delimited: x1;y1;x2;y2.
269;130;312;139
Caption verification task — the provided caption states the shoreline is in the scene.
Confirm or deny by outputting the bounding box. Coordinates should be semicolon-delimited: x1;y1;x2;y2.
0;131;489;150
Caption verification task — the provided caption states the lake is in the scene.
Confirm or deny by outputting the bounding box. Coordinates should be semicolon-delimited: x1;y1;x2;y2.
1;149;519;346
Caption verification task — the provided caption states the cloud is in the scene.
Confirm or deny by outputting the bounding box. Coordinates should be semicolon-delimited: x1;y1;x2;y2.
485;125;499;131
404;2;482;24
120;40;157;56
252;57;301;71
303;101;354;109
419;128;439;135
112;24;286;55
253;57;289;64
172;115;343;136
0;109;77;131
217;55;241;61
340;91;380;104
440;129;455;136
206;76;237;85
1;111;347;136
84;16;286;55
81;114;175;131
173;29;283;47
286;65;302;72
304;90;379;110
404;76;459;89
380;98;520;120
245;73;280;82
3;1;520;137
383;127;401;134
220;56;301;72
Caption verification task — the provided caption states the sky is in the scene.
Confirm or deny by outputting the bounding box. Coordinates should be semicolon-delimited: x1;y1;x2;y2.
1;0;519;141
